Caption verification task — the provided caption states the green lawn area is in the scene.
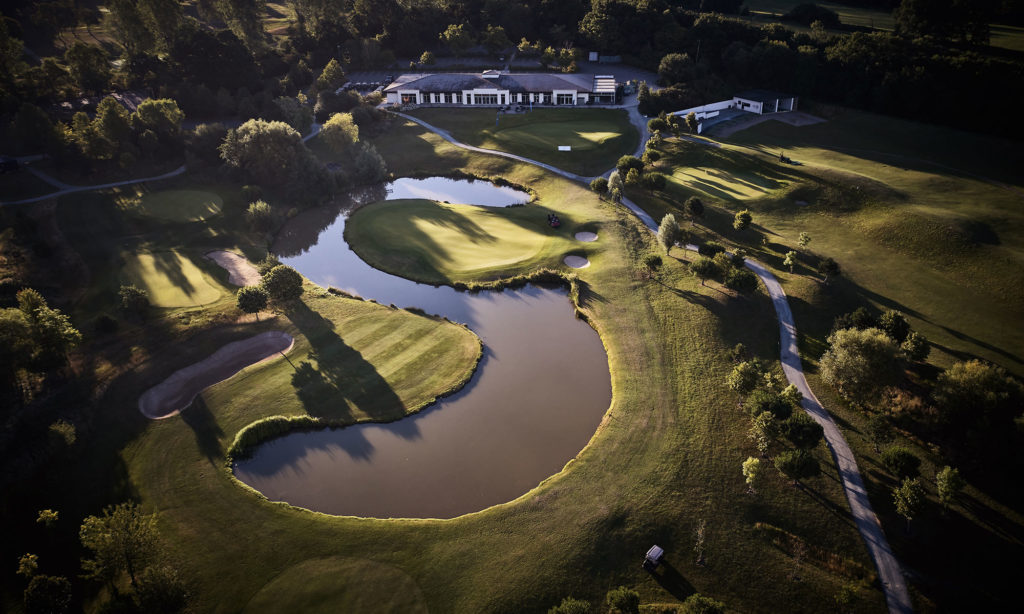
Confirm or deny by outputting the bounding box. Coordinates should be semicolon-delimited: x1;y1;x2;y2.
120;250;223;308
407;107;639;177
627;109;1024;611
5;118;895;614
128;189;225;222
346;198;584;283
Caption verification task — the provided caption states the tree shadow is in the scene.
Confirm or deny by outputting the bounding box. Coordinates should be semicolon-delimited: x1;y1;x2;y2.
648;559;696;602
286;300;411;428
180;397;224;465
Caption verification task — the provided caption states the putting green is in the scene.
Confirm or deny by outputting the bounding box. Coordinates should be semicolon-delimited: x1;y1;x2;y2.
135;189;224;222
121;251;222;308
242;557;427;614
346;199;576;282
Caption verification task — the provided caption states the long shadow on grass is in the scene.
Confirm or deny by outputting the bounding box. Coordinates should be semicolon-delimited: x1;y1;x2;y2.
648;560;696;602
286;300;412;431
181;397;224;465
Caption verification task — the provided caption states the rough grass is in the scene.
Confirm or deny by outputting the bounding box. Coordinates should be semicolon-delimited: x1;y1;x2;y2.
345;198;583;283
129;189;224;222
628;108;1024;611
121;251;223;308
408;107;639;176
0;170;55;201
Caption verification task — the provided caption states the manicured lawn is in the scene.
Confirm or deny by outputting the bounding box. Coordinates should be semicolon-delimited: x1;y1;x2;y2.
627;109;1024;611
346;198;583;283
408;107;639;177
130;189;224;222
120;250;223;308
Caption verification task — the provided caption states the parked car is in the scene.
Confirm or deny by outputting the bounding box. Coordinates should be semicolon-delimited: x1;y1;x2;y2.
642;545;664;571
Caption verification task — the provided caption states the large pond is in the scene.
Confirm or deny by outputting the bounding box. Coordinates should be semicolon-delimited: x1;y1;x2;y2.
233;177;611;519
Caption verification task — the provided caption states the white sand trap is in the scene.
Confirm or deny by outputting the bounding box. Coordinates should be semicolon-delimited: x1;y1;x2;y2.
205;250;261;286
139;331;294;419
574;231;598;242
564;255;590;269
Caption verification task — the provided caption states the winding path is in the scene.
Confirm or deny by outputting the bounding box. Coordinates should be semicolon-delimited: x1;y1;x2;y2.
1;164;187;206
395;108;913;614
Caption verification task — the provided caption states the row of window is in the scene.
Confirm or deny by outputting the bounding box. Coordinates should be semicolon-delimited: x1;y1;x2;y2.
404;92;586;105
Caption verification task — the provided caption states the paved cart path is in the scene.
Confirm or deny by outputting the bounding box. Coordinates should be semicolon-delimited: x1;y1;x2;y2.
397;109;913;614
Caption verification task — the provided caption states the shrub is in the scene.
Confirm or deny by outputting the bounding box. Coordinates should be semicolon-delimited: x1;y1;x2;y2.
881;446;921;479
246;200;274;232
901;331;930;362
725;268;759;293
616;154;643;176
261;265;304;303
548;597;591;614
782;412;824;449
256;255;282;276
733;209;753;230
690;256;718;286
774;449;820;483
589;176;608;194
237;286;268;317
680;593;726;614
606;586;640;614
644;254;662;270
697;241;725;257
94;313;118;334
745;389;794;421
118;284;149;317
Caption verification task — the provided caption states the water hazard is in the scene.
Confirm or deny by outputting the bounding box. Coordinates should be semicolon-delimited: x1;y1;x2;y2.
233;177;611;518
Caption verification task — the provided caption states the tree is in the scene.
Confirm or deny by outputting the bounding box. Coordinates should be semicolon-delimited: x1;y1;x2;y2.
733;209;753;231
893;477;925;533
136;565;189;614
119;285;150;318
819;327;901;405
80;502;158;587
901;331;930;362
624;168;640;186
419;50;436;65
589;177;608;194
641;172;667;193
725;268;758;293
17;289;82;368
774;449;820;485
657;214;680;253
680;593;726;614
685;111;698;134
866;414;894;452
647;117;668;134
440;24;474;57
878;310;911;344
658;52;692;86
784;251;798;273
690;256;718;286
246;200;274;233
237;286;269;320
686;196;705;223
817;257;840;284
315;58;347;93
95;97;133;155
798;232;811;250
321;112;360;154
274;96;314;135
881;446;921;479
37;509;59;528
107;0;155;56
781;384;803;407
220;119;322;188
261;265;304;303
727;361;761;400
9;104;59;155
935;466;965;509
746;388;794;421
18;553;39;577
616;155;644;176
482;25;511;54
24;575;72;614
548;597;591;614
64;42;110;94
783;413;824;449
608;170;624;194
133;99;184;144
749;411;779;457
0;308;34;380
742;456;762;493
933;360;1023;430
641;149;660;166
605;586;640;614
697;241;725;257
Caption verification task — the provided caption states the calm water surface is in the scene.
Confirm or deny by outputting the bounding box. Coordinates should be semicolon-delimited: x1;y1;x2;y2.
233;178;610;518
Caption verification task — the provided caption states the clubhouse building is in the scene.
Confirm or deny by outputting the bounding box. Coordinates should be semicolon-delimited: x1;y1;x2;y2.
383;71;617;107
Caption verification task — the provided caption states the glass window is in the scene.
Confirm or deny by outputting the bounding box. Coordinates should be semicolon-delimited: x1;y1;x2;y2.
557;94;574;105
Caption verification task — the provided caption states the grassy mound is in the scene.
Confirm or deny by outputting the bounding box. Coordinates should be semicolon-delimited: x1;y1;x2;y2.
345;198;582;283
241;556;427;614
408;108;639;176
121;251;222;308
135;189;224;222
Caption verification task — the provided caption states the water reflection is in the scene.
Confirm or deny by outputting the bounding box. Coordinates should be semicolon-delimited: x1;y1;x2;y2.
233;177;610;519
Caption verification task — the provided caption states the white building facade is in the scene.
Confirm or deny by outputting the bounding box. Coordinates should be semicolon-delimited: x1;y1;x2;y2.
384;71;617;107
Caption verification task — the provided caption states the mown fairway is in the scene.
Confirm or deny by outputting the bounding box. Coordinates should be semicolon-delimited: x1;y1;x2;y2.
131;189;225;222
408;107;639;176
346;198;582;283
121;250;223;308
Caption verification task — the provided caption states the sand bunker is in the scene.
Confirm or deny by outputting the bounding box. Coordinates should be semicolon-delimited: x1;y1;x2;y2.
574;232;598;242
139;331;294;419
563;255;590;269
205;251;261;287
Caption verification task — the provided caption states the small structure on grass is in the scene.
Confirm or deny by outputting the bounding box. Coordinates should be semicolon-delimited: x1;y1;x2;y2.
642;545;665;571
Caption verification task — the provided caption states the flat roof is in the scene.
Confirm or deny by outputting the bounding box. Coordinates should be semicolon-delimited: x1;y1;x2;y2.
734;89;795;103
384;72;607;94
